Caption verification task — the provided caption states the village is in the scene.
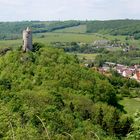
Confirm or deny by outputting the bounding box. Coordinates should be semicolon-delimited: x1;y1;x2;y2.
98;62;140;82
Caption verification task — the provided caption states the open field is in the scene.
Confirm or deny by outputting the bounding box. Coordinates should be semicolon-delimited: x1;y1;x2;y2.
54;25;87;33
36;32;97;43
76;53;99;60
0;39;22;48
0;30;140;49
120;97;140;115
0;32;105;48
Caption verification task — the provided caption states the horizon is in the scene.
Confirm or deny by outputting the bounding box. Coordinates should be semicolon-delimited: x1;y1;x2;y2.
1;0;140;21
1;18;140;22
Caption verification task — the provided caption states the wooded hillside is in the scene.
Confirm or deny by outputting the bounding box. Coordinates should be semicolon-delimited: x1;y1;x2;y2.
0;44;136;139
87;20;140;38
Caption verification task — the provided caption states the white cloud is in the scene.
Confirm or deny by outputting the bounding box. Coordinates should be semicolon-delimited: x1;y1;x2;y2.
0;0;140;21
0;0;26;6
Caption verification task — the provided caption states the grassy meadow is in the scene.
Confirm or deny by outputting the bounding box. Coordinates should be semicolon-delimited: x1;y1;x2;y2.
36;32;97;43
0;32;103;48
0;39;22;48
76;53;99;60
0;33;131;49
54;25;87;33
120;97;140;115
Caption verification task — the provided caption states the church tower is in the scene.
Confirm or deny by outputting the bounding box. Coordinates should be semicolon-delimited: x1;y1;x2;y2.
22;27;33;52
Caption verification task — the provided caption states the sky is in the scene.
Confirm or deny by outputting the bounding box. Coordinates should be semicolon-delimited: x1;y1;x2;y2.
0;0;140;21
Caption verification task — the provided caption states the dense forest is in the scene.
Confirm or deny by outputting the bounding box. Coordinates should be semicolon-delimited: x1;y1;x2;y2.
0;43;139;139
87;20;140;39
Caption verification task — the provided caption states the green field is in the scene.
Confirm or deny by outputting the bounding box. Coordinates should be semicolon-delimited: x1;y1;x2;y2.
36;32;97;43
54;25;87;33
0;32;104;48
0;31;130;49
120;97;140;115
0;39;21;48
76;53;99;60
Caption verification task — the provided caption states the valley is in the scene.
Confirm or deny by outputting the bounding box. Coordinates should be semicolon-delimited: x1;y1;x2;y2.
0;20;140;139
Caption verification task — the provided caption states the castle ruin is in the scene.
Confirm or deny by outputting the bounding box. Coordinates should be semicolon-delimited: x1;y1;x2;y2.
22;27;33;52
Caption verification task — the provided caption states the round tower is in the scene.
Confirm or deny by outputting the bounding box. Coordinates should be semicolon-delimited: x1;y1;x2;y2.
23;27;33;52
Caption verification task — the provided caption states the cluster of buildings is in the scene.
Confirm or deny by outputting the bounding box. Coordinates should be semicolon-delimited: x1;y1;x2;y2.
93;39;127;49
98;62;140;82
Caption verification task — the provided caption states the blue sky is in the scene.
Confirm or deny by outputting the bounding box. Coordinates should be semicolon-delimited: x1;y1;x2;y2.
0;0;140;21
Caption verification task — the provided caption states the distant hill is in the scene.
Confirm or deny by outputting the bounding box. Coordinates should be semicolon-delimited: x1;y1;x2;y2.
1;19;140;41
87;19;140;38
0;21;82;40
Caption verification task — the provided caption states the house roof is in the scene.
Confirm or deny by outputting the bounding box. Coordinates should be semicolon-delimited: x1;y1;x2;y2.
136;71;140;80
129;66;135;70
123;69;133;75
116;65;126;70
116;66;127;73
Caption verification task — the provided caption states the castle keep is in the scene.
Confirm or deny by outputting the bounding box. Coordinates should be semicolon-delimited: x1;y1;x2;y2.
23;27;33;51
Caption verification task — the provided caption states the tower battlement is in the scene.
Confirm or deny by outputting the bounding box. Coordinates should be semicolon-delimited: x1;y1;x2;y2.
22;27;33;52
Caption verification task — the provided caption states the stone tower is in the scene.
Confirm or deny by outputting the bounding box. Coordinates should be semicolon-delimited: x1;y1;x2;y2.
22;27;33;52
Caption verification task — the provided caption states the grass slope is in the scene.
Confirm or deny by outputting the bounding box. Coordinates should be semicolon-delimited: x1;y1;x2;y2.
120;98;140;115
76;53;99;60
54;25;87;33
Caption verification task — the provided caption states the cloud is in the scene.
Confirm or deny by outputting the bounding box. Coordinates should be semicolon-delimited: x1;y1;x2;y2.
0;0;140;21
0;0;26;6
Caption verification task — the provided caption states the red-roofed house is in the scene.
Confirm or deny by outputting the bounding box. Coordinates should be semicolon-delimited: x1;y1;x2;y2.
133;71;140;81
116;65;127;74
122;69;133;78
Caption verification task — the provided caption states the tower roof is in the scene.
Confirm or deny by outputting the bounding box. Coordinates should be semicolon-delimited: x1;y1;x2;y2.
26;27;31;31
